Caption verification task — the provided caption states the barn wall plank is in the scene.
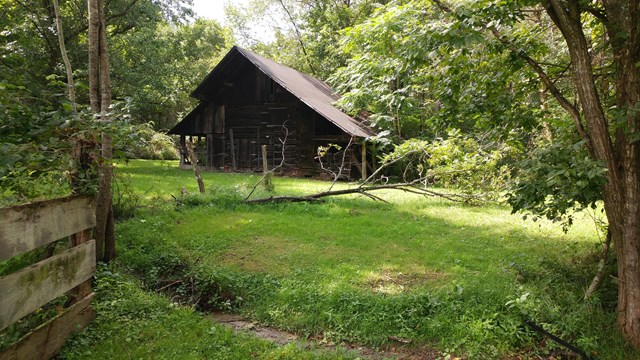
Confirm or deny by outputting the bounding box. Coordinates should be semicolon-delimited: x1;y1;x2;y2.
0;293;95;360
0;241;96;331
0;196;95;261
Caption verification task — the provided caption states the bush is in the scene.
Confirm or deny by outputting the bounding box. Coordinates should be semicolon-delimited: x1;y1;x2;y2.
381;129;520;198
118;122;179;160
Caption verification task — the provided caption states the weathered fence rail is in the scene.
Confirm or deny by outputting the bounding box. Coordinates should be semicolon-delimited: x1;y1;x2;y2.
0;195;96;360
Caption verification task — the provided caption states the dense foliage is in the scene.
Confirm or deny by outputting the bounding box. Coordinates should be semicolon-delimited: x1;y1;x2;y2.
383;130;520;197
0;0;228;204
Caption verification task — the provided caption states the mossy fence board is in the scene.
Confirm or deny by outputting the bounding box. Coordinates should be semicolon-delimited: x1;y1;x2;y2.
0;196;95;261
0;241;96;331
0;195;96;360
0;293;95;360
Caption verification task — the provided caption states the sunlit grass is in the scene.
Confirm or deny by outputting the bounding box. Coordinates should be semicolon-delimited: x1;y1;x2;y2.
110;160;634;358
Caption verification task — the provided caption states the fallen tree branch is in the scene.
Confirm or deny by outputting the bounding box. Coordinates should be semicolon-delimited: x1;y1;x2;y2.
584;228;611;300
246;180;477;204
524;319;593;359
246;196;322;204
246;142;485;204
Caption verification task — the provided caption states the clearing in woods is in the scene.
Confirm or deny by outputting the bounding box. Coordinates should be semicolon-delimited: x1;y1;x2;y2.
57;160;636;358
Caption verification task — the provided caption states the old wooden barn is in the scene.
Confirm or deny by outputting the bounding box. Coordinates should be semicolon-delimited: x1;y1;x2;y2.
169;46;376;179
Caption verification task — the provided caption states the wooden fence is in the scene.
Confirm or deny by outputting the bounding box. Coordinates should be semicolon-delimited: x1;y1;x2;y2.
0;195;96;360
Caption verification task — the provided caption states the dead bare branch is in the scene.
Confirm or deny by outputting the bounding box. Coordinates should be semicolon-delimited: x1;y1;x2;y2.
246;142;485;205
316;136;355;191
584;209;611;300
186;137;205;193
245;122;289;201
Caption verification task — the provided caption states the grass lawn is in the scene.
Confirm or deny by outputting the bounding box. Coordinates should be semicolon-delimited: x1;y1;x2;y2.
67;160;637;358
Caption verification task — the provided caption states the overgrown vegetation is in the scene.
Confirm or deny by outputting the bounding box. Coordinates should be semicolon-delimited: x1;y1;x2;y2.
0;0;225;207
118;122;179;161
63;160;635;359
60;264;357;359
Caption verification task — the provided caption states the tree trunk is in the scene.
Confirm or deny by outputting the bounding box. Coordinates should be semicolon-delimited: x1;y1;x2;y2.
87;0;100;114
605;182;640;348
88;0;114;262
602;0;640;347
104;205;115;261
544;0;640;347
52;0;76;110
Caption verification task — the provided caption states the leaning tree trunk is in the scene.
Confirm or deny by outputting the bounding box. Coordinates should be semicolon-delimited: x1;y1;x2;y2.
52;0;76;111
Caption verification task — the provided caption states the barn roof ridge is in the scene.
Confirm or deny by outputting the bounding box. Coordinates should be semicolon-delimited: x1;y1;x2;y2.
188;46;374;138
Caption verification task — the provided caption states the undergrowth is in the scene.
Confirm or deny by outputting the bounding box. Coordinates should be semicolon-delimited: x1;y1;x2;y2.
60;264;356;359
104;160;637;358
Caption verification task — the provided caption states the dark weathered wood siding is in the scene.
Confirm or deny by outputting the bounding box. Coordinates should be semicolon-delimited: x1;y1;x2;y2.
173;52;367;178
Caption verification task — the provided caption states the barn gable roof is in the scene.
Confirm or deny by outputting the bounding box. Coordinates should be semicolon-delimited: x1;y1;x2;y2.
175;46;374;138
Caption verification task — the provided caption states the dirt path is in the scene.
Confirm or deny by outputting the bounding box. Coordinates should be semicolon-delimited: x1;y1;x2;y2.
210;312;441;359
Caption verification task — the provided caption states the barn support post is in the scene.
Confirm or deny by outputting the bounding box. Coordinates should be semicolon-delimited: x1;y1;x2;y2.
180;135;186;166
361;141;367;180
206;133;214;170
230;128;237;170
262;144;273;190
371;142;377;174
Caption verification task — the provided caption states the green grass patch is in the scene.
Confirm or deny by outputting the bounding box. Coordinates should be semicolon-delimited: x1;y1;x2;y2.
60;265;356;360
107;160;635;358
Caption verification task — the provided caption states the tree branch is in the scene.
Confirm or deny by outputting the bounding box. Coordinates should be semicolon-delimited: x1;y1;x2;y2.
106;0;141;21
246;180;476;204
316;136;355;191
246;145;483;205
583;5;608;24
244;122;290;201
585;228;612;300
545;0;618;171
275;0;317;75
490;27;594;152
14;0;57;60
52;0;77;111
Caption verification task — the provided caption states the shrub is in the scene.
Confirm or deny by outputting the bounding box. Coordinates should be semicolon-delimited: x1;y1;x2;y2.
117;122;179;160
381;129;520;198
